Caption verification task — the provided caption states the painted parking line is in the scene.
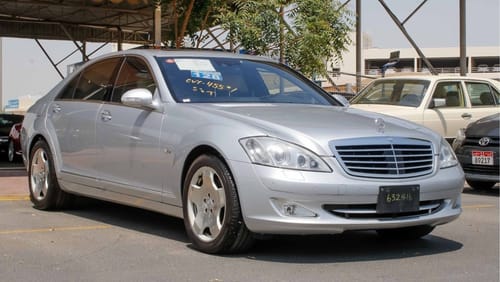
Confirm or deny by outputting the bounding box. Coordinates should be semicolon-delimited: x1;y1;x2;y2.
0;195;29;201
0;225;111;235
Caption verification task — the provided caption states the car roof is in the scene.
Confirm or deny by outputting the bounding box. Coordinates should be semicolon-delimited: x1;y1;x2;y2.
371;75;500;85
93;48;277;63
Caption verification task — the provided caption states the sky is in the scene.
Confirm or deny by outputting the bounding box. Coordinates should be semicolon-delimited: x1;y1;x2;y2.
1;0;499;106
357;0;500;48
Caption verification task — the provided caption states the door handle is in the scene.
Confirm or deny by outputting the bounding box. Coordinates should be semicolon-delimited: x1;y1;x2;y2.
461;113;472;119
101;110;112;121
52;104;62;113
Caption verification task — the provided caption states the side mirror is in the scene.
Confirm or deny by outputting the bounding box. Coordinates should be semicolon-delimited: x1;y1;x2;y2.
429;98;446;108
122;88;157;109
332;94;350;107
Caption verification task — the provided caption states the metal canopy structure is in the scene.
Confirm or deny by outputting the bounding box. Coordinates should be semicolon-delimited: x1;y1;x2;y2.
0;0;172;45
0;1;468;89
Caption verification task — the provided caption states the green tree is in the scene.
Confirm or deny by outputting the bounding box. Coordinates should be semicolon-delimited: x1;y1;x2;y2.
217;0;353;78
162;0;226;48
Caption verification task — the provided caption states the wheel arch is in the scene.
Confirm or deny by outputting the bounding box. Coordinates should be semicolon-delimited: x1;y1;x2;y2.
28;134;50;158
181;145;228;195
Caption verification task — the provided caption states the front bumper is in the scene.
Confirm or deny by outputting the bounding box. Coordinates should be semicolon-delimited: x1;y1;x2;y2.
456;147;499;183
230;157;464;235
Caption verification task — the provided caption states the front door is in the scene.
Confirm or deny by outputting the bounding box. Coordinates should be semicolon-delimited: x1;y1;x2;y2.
96;56;165;200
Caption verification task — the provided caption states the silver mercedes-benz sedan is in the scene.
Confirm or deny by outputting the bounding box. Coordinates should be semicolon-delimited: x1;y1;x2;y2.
21;49;463;253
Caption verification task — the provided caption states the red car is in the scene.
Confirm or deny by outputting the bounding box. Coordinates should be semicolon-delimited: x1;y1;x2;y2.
0;114;23;162
8;122;23;163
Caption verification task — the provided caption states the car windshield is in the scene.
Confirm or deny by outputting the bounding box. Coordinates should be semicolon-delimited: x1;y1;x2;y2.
156;57;336;105
352;79;430;107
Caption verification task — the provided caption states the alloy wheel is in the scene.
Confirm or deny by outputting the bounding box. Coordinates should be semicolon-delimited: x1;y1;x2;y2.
30;148;49;201
186;166;226;242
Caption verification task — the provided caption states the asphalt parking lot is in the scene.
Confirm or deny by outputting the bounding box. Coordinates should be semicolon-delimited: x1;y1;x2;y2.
0;166;498;282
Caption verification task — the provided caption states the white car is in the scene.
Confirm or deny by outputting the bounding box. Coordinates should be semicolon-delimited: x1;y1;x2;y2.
350;76;500;141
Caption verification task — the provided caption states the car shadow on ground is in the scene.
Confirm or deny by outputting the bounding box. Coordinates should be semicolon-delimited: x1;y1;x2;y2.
65;198;189;244
244;232;462;263
63;197;462;262
462;185;499;197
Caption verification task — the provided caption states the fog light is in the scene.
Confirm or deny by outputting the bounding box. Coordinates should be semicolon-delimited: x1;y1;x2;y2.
271;198;317;217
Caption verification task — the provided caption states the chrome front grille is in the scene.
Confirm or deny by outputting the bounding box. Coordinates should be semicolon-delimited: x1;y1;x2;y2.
330;137;435;178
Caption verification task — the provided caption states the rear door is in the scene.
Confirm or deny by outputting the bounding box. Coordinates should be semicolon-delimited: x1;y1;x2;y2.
463;80;500;122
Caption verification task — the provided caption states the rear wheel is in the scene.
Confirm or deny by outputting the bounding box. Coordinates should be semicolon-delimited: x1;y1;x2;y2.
183;154;254;254
466;180;496;190
377;225;435;240
29;140;73;210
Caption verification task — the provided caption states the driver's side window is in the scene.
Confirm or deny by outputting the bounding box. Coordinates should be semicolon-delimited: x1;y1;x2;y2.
111;57;156;104
432;82;464;108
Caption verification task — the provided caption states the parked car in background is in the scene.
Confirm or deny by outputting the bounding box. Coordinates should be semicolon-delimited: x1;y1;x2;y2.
476;64;489;72
8;122;23;163
0;114;24;160
22;49;463;254
453;113;499;190
329;91;356;101
350;76;500;141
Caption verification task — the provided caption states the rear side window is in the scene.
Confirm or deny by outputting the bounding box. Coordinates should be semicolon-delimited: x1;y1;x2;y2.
69;58;121;101
111;57;156;103
466;82;498;106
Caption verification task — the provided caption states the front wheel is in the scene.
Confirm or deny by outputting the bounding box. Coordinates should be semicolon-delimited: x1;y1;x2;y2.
182;154;254;254
377;225;435;240
29;140;73;210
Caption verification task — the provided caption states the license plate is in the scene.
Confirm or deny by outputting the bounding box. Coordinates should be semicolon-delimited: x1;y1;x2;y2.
472;151;493;166
377;185;419;214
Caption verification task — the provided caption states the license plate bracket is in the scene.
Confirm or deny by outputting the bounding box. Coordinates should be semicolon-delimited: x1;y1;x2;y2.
377;185;420;214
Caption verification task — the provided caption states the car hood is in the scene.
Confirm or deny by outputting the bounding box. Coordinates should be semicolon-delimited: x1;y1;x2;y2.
467;113;500;137
188;103;440;155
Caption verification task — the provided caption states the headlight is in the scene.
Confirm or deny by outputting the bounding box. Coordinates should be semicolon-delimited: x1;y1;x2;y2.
439;139;458;169
239;137;331;172
452;128;466;150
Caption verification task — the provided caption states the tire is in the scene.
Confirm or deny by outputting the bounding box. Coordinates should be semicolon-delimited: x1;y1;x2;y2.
466;180;496;190
377;225;435;240
182;154;254;254
7;140;18;163
28;140;73;210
